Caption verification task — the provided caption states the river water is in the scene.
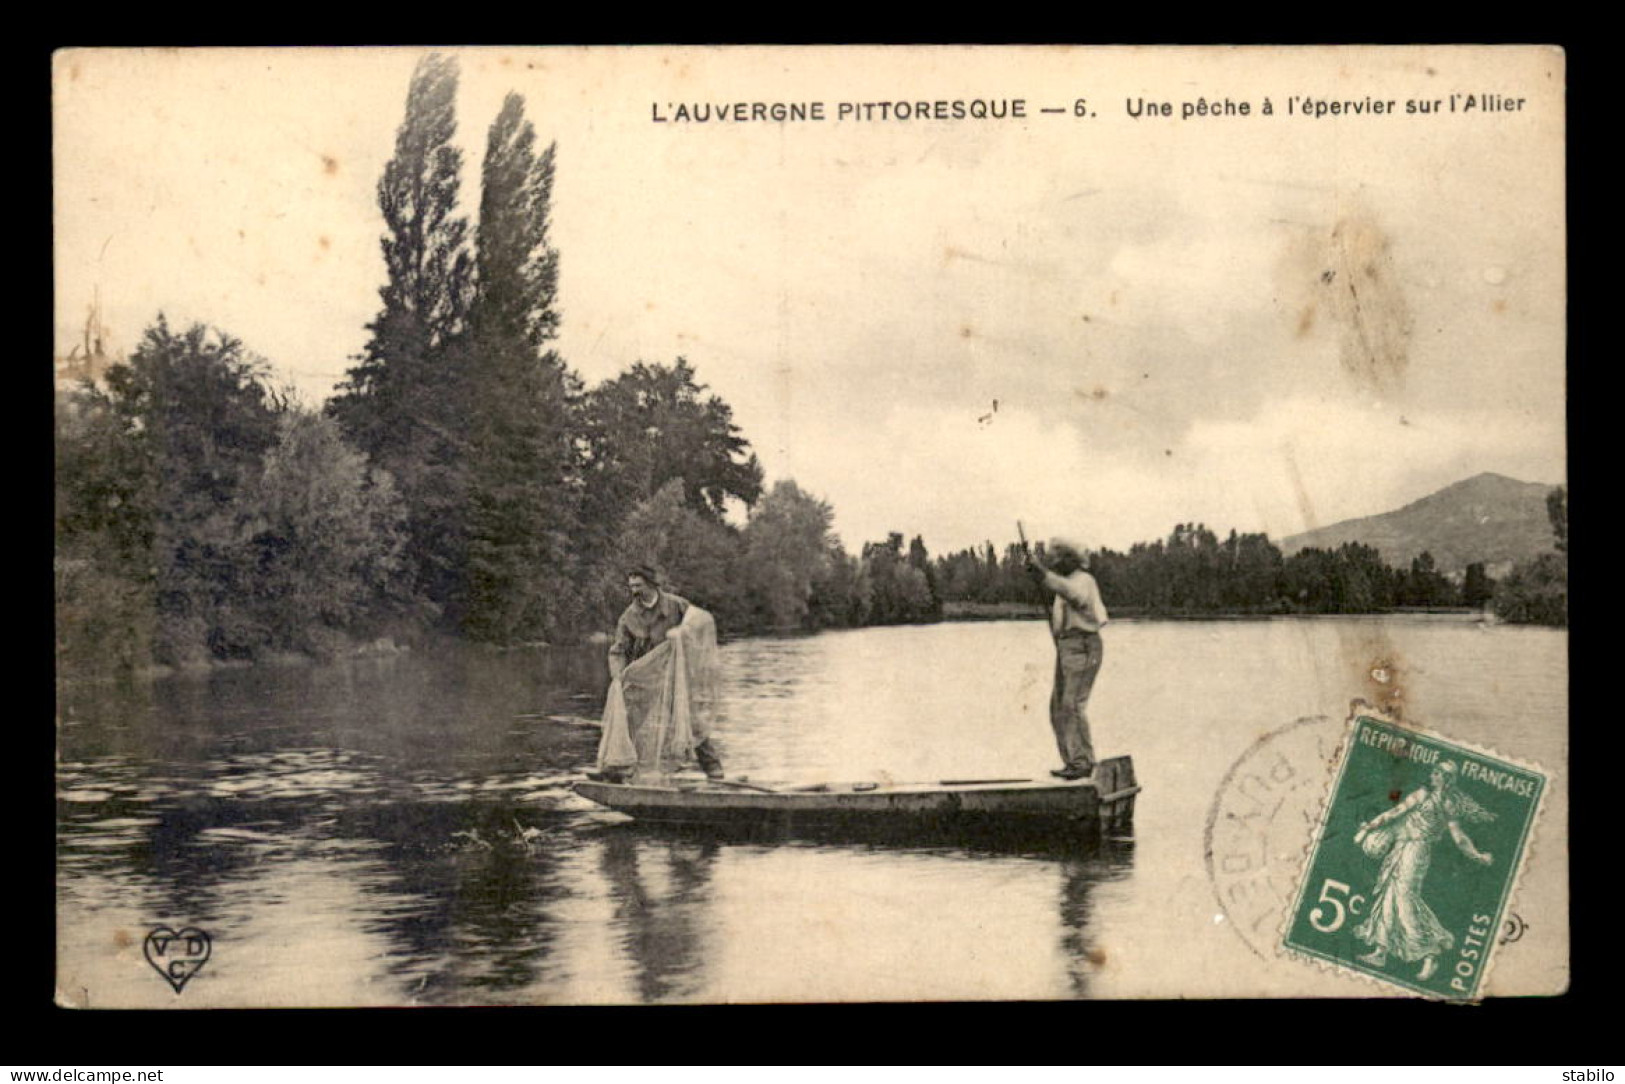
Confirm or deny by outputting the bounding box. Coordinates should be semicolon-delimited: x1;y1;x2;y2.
56;616;1568;1005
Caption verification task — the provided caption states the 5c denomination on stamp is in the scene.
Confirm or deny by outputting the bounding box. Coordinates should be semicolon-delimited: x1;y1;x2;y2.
1283;712;1545;1000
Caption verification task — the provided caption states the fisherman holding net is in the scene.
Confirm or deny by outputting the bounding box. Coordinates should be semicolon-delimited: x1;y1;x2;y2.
597;565;725;784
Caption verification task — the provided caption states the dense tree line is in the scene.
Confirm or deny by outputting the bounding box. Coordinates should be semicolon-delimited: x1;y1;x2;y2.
56;320;411;668
932;525;1493;617
53;55;927;672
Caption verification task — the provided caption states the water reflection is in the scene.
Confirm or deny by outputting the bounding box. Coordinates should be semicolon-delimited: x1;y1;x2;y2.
57;618;1565;1004
592;828;720;1002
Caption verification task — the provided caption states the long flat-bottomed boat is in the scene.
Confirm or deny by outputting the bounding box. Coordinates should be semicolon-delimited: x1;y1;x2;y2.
572;755;1139;843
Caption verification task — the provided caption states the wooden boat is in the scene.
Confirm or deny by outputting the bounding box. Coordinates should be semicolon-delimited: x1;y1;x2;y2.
572;755;1139;842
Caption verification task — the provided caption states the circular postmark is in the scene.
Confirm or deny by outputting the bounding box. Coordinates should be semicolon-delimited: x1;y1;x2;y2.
1204;714;1349;959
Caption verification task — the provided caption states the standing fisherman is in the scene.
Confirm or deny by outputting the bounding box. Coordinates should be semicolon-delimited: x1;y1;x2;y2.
1024;536;1110;780
605;565;726;782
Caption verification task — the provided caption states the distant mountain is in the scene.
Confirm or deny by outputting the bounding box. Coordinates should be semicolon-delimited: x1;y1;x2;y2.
1278;473;1561;575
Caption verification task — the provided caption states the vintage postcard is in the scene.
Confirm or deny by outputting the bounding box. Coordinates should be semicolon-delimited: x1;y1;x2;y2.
54;45;1567;1005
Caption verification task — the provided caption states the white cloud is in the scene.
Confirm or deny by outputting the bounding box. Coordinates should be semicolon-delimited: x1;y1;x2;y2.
775;392;1564;558
1178;396;1564;538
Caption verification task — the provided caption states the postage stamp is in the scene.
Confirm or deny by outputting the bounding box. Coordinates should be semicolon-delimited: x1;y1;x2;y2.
1283;710;1546;1000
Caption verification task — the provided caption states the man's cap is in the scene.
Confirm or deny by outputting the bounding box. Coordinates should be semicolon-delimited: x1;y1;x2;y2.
1048;537;1086;559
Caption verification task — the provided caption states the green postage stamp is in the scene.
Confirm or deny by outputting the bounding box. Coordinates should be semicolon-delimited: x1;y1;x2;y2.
1284;711;1546;1000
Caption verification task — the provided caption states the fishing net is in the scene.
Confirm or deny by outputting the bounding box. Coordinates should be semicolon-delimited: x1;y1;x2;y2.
596;606;720;781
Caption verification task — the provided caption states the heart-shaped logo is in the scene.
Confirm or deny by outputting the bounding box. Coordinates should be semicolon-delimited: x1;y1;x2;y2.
143;926;211;994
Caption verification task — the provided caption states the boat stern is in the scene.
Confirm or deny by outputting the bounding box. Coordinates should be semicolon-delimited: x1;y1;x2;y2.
1094;755;1140;833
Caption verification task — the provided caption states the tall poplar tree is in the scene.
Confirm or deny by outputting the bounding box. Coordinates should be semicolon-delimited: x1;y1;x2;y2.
461;93;584;642
329;53;475;623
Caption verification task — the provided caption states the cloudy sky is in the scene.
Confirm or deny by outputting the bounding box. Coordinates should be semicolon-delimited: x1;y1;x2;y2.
54;46;1566;555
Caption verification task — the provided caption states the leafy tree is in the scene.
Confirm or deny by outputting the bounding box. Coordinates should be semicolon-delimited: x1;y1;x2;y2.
55;387;155;562
55;385;160;670
1493;485;1568;626
1333;542;1396;612
1547;485;1567;554
934;547;984;603
91;319;283;663
1280;547;1336;612
57;319;414;668
1493;553;1567;626
1462;562;1494;609
580;358;763;528
1400;551;1454;608
859;533;936;625
329;52;476;623
908;535;945;618
604;479;749;632
741;480;837;629
235;411;411;658
809;545;871;628
1162;522;1223;611
1225;531;1285;611
979;542;1001;603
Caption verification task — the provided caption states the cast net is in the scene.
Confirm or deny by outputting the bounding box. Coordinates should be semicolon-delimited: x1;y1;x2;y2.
596;606;720;781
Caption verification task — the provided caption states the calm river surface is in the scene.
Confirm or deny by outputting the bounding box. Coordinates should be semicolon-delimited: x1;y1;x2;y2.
56;616;1568;1005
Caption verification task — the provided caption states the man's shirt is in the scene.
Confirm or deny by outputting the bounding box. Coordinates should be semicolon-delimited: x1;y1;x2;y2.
608;591;690;677
1042;570;1109;636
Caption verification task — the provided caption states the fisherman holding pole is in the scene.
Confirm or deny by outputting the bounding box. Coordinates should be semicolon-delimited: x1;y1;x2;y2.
1021;524;1110;780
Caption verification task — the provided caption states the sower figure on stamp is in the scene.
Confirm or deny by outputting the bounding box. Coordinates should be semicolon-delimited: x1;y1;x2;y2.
1025;538;1109;781
1351;760;1494;981
603;565;725;783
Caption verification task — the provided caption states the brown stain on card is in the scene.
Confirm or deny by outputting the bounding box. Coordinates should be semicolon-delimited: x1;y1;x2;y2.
1281;446;1319;534
1362;655;1405;720
1281;446;1406;718
322;155;339;177
1324;215;1411;393
1282;208;1412;395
